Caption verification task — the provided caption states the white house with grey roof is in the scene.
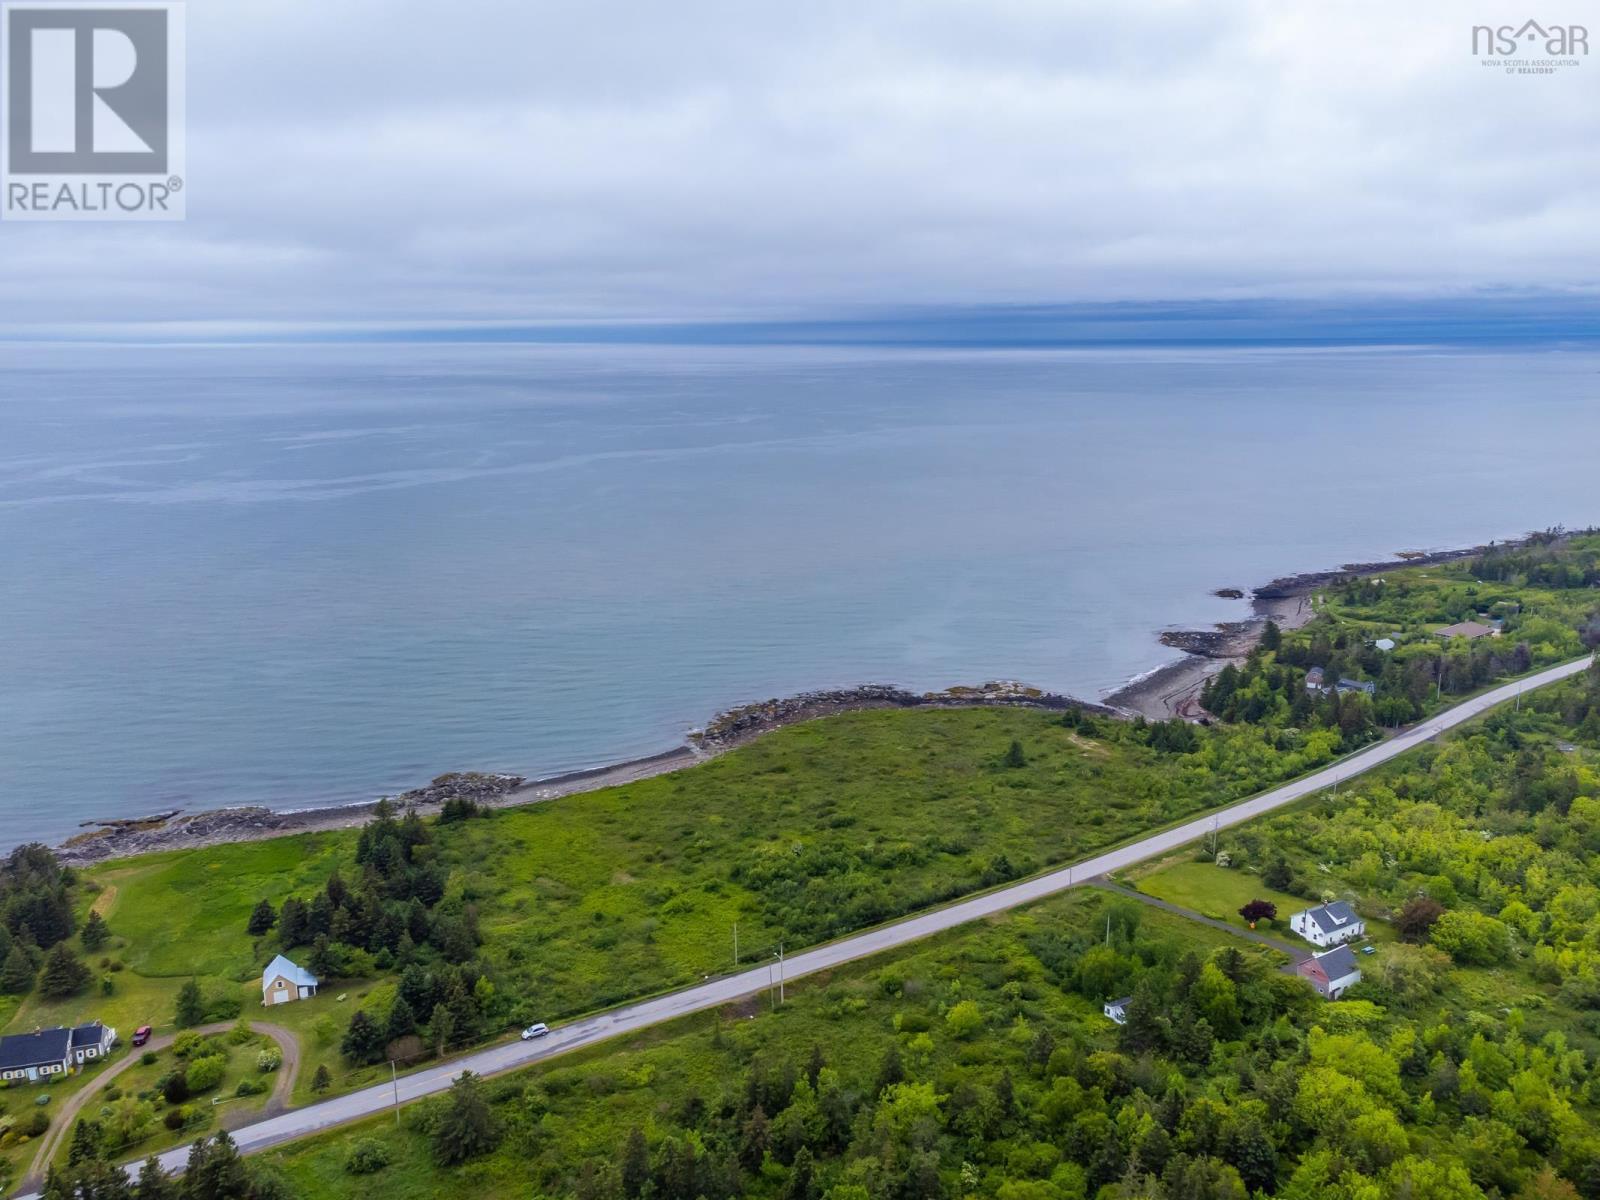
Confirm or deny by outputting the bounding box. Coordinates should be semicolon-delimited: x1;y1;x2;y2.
1103;997;1132;1025
1297;945;1362;999
261;954;319;1005
1290;901;1364;947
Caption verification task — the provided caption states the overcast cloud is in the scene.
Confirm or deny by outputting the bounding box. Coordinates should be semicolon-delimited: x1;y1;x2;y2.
1;0;1596;332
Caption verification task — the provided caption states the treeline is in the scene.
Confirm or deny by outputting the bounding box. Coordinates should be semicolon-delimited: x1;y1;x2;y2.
39;1130;288;1200
1;843;102;1001
337;960;500;1067
1470;532;1600;590
244;800;480;979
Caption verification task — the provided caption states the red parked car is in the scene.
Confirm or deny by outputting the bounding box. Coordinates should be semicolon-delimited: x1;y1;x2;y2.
132;1025;152;1047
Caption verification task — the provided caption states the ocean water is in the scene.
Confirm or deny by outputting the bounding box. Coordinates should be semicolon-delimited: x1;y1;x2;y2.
1;341;1596;848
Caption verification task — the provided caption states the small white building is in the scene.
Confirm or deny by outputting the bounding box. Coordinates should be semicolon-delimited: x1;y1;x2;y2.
1374;638;1396;652
1103;997;1131;1025
1290;901;1364;947
261;954;319;1005
70;1022;116;1064
1298;945;1362;999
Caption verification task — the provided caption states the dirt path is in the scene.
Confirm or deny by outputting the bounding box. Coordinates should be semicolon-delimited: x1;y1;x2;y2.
1090;879;1311;966
21;1021;299;1190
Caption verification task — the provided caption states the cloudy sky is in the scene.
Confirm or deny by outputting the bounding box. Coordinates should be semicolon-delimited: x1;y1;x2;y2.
2;0;1597;333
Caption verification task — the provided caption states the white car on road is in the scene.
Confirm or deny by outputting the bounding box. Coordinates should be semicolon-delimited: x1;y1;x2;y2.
520;1023;550;1040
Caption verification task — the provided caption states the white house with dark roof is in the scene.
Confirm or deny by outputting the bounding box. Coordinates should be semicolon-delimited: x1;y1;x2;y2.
261;954;319;1005
1297;945;1362;999
1103;997;1132;1025
1290;901;1364;947
69;1022;116;1063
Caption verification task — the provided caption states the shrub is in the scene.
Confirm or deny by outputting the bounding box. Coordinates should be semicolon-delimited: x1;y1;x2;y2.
1430;910;1512;966
162;1107;188;1131
140;1051;158;1066
185;1054;227;1095
344;1138;392;1174
257;1047;282;1073
234;1078;267;1097
171;1032;211;1060
946;1000;985;1039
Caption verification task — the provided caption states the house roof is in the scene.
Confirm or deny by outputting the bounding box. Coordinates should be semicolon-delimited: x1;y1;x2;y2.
1105;996;1132;1009
1297;900;1359;935
1374;638;1396;651
262;954;318;988
1305;667;1325;684
1437;620;1496;639
0;1027;71;1071
69;1022;107;1049
1312;945;1360;979
1337;678;1376;695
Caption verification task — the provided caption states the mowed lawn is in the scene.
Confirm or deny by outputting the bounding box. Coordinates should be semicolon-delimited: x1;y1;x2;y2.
1132;861;1311;936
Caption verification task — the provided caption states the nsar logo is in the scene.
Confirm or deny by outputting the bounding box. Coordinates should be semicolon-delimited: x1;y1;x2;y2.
1471;19;1587;75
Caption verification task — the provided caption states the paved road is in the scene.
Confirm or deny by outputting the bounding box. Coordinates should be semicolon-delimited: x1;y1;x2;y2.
14;654;1589;1198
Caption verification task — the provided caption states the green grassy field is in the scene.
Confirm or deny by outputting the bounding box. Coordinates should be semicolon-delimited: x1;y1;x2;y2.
1130;861;1310;933
6;705;1311;1098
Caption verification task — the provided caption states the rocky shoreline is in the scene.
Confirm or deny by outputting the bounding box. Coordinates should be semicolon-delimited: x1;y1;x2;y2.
54;772;526;866
1104;535;1542;721
690;681;1115;753
45;535;1539;865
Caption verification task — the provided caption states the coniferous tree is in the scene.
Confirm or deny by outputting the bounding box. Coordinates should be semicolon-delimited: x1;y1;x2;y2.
80;910;110;952
620;1127;650;1198
245;900;276;937
134;1156;177;1200
276;897;309;948
430;1071;499;1166
175;978;205;1027
0;943;34;994
385;994;416;1042
340;1010;386;1065
68;1117;104;1166
39;942;91;999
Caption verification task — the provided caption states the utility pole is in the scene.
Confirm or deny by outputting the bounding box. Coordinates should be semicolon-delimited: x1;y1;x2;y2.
733;921;739;966
391;1061;400;1125
777;943;785;1004
1105;914;1111;947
